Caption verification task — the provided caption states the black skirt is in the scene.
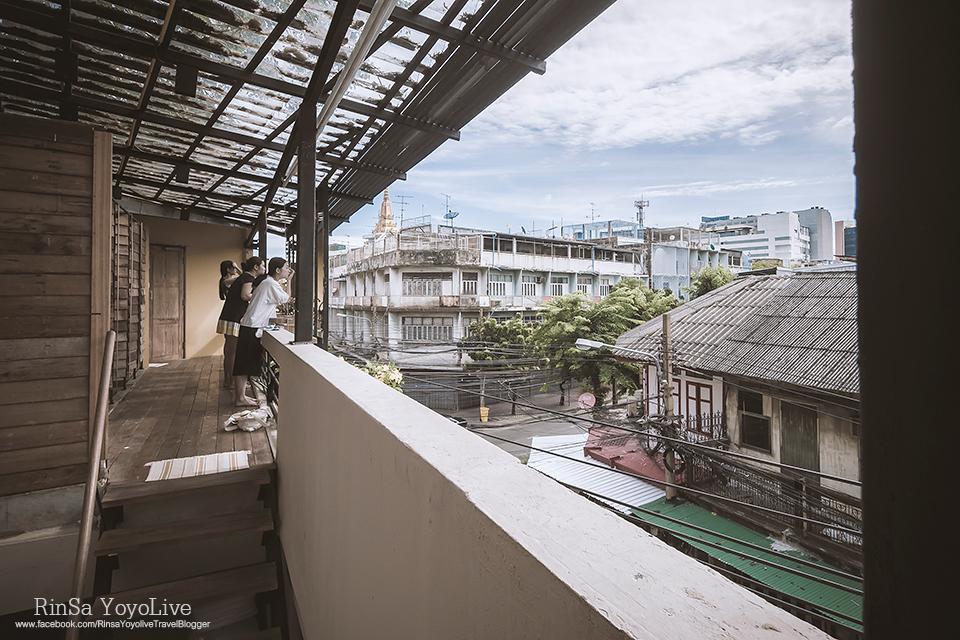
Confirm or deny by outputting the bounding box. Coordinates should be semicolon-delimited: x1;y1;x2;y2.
233;325;263;377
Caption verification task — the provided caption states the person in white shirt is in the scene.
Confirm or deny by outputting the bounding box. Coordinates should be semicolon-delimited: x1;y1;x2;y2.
232;257;293;406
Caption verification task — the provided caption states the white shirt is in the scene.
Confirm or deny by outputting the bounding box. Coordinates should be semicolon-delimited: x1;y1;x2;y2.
240;276;289;328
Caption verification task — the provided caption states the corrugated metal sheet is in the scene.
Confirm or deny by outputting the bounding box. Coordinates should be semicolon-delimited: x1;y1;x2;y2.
634;498;863;631
528;434;664;513
615;272;860;396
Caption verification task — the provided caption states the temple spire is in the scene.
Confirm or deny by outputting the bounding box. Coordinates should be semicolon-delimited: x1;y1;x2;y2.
373;188;398;235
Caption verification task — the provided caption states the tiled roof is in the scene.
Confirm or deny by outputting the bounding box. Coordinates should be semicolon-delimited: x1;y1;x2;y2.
614;272;860;396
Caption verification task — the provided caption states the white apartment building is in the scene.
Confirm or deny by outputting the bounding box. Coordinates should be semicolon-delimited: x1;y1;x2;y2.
700;208;835;266
650;241;740;300
328;228;647;365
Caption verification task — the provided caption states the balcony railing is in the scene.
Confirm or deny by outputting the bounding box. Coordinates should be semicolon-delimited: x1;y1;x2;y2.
258;328;834;639
682;445;864;554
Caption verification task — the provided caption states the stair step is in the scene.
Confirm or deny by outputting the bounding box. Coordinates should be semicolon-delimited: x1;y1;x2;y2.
93;562;277;614
102;467;273;507
96;509;274;555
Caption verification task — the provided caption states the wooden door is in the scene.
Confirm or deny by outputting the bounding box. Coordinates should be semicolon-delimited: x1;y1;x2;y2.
780;401;819;472
150;244;184;361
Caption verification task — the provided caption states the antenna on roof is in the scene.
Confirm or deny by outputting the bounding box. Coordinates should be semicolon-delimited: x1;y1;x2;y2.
634;197;649;232
395;194;412;227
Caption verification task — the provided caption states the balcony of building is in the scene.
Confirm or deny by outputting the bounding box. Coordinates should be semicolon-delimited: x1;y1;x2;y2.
0;1;951;638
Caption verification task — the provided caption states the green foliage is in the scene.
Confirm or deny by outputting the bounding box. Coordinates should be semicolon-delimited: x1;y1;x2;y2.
686;266;735;298
459;279;679;408
463;315;532;361
750;258;783;271
531;278;678;408
363;361;404;390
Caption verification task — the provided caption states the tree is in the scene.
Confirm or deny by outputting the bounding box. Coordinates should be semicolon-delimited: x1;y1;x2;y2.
686;266;735;298
462;315;532;362
531;279;678;408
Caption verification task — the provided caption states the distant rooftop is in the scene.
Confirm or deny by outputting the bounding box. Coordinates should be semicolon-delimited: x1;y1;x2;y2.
615;272;859;396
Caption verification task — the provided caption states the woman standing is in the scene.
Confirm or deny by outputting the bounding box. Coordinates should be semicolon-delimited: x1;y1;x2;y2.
218;257;264;388
218;260;240;300
233;257;293;406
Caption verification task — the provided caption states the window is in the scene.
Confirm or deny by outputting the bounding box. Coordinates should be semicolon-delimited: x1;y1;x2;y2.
462;272;478;295
599;277;611;297
549;276;568;296
739;389;771;451
487;273;512;297
402;272;450;296
402;316;453;342
576;275;592;295
521;275;537;297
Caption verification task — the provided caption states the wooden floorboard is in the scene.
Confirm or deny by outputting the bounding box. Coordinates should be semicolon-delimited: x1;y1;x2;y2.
106;357;274;485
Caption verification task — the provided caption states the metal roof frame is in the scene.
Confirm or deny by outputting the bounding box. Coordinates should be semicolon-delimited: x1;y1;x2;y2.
1;0;614;236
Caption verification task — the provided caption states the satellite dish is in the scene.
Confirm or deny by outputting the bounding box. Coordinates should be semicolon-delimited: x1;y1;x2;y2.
444;210;460;220
577;392;596;410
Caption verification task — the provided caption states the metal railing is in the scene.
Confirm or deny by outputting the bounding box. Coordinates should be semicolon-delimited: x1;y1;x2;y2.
67;330;116;640
681;444;863;550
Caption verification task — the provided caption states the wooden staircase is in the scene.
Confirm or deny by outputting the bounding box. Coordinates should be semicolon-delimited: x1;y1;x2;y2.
91;466;284;638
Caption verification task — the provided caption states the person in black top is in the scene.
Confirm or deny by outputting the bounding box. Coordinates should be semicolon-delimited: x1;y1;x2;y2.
217;257;264;388
218;260;240;300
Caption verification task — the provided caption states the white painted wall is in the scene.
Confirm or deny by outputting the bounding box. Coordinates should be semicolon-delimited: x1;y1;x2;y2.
264;330;830;640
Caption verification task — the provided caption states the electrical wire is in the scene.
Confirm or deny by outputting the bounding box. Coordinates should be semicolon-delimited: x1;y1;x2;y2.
404;372;862;487
475;429;861;536
562;485;862;588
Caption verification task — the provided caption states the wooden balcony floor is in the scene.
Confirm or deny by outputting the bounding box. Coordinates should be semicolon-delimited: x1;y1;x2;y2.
106;357;274;484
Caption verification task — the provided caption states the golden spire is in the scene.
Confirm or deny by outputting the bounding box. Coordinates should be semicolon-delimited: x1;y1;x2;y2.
373;188;398;234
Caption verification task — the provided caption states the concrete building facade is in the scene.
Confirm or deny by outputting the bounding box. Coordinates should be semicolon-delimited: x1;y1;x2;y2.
700;208;836;266
329;228;648;364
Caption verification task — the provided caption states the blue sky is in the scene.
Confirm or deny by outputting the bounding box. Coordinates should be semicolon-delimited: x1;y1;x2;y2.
273;0;854;251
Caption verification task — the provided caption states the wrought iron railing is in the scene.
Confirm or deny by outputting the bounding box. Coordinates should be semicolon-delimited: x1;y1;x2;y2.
681;445;863;550
261;348;280;419
679;411;727;443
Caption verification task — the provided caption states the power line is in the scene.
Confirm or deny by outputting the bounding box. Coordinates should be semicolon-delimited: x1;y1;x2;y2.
404;373;862;487
475;430;861;536
564;485;862;585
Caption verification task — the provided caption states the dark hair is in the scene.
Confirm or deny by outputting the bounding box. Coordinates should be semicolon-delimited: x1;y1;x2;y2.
242;256;263;272
267;257;287;278
219;260;235;277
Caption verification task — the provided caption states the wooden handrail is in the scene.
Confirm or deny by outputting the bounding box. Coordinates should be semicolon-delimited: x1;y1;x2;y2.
66;329;115;640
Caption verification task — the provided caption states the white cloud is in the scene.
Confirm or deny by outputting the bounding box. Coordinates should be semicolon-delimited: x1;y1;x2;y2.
469;0;852;149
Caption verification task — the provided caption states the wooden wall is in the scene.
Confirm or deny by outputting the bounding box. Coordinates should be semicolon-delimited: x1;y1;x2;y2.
111;209;145;396
0;114;111;497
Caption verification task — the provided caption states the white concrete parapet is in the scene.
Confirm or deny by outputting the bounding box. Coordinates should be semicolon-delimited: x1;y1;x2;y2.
262;328;830;640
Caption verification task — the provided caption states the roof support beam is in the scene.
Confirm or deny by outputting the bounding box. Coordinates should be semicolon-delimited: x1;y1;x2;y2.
294;101;317;343
256;0;362;248
113;0;182;186
0;78;288;151
115;147;406;187
0;2;459;139
121;175;371;208
355;0;546;74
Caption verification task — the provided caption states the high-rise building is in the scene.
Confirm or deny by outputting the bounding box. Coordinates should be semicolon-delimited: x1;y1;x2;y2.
699;208;835;266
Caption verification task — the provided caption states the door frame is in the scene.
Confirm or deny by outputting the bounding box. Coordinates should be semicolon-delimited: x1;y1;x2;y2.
149;243;186;361
779;399;820;475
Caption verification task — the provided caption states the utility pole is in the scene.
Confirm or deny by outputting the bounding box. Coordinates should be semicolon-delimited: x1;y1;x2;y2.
661;312;678;501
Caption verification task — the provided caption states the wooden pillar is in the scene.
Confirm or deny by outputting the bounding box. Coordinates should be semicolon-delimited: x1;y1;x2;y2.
319;186;330;349
294;102;316;343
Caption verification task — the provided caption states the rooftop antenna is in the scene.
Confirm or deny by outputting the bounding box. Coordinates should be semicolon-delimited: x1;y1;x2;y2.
588;202;597;223
634;197;649;236
395;194;412;227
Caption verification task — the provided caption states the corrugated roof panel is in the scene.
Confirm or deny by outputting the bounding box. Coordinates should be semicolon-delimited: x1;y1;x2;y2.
528;434;665;513
634;498;863;631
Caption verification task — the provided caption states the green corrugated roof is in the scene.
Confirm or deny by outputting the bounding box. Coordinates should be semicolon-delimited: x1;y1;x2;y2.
633;498;863;632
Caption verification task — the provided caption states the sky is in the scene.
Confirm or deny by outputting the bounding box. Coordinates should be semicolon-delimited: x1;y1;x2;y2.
273;0;855;251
